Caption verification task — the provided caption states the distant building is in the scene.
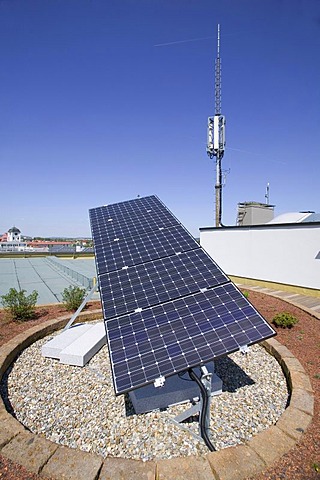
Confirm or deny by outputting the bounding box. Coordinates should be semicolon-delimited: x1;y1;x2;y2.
0;228;92;254
0;241;29;252
7;226;21;242
0;227;27;252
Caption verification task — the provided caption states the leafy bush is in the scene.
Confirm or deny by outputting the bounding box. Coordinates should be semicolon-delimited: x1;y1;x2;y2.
62;286;86;311
243;290;249;299
312;462;320;473
1;288;38;321
272;312;298;329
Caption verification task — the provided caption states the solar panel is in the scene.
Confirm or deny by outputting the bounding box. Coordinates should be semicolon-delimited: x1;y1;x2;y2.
90;195;275;395
99;249;229;320
107;284;274;394
94;225;199;276
89;195;180;245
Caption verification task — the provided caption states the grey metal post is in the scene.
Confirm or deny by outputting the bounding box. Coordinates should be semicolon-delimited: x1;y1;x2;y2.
62;283;98;332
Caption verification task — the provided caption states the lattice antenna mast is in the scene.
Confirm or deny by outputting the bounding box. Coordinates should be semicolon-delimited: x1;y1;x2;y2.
215;24;221;115
207;24;226;227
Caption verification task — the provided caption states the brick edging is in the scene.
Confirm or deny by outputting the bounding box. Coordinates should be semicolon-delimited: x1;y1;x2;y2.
0;313;314;480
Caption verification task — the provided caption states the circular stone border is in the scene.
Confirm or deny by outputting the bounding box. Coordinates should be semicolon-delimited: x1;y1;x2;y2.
0;310;314;480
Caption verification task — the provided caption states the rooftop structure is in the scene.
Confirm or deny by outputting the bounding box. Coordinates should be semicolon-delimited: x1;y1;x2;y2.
237;202;275;226
269;211;320;224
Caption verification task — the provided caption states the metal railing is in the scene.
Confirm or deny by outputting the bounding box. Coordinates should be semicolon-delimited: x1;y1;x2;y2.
46;256;95;289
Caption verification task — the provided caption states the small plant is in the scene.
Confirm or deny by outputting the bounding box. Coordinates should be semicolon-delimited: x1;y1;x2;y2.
61;286;86;311
312;461;320;473
272;312;298;329
1;288;38;321
243;290;249;299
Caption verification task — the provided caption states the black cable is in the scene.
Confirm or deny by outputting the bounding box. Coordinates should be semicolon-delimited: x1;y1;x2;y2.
188;369;216;451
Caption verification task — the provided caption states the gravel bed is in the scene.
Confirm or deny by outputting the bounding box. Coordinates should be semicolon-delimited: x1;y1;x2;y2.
3;324;288;461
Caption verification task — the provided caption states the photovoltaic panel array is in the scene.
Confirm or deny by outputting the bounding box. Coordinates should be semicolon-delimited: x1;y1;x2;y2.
93;225;199;276
90;196;180;245
89;195;275;395
99;249;228;320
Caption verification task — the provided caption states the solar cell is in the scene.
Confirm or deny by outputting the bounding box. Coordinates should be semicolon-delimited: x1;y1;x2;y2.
89;195;276;396
94;225;199;276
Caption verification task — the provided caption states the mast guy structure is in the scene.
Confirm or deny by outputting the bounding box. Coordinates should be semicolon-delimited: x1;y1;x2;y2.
206;24;226;227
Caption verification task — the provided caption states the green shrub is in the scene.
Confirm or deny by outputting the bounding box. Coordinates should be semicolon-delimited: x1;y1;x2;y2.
243;290;249;299
1;288;38;321
62;286;86;311
312;462;320;473
272;312;298;329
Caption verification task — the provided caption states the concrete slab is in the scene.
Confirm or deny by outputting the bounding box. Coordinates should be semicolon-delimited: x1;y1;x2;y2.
294;296;320;308
41;445;103;480
42;323;92;359
281;357;306;375
288;369;314;392
246;426;296;465
99;457;155;480
276;407;313;440
157;456;217;480
207;445;266;480
0;428;16;449
289;388;314;416
1;431;58;474
310;304;320;311
59;322;106;366
0;413;26;437
262;339;295;363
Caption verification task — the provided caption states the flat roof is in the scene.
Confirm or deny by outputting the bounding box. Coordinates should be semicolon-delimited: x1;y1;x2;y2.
0;257;99;306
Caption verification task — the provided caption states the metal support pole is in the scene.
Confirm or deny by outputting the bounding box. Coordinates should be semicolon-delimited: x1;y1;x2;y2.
215;156;221;227
62;283;98;332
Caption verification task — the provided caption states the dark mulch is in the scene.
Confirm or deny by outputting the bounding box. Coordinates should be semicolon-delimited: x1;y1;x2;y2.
0;293;319;480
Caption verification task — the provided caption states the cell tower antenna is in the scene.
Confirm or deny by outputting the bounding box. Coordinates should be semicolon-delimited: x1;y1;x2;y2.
206;24;226;227
215;24;221;115
265;183;270;205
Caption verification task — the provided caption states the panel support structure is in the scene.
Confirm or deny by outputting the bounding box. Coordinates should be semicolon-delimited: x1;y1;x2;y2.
62;283;98;332
170;366;215;449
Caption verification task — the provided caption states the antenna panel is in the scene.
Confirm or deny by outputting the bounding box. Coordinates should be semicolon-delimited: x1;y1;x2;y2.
207;117;215;156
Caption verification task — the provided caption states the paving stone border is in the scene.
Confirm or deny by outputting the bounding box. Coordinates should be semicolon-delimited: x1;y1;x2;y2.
0;310;314;480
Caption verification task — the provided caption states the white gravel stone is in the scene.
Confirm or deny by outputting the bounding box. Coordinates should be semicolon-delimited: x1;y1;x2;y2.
2;324;288;460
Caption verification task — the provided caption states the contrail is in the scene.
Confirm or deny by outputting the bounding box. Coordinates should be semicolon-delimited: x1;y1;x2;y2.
154;36;215;47
227;147;287;165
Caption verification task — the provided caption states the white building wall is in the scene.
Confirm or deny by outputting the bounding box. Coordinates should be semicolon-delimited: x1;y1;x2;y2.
200;224;320;290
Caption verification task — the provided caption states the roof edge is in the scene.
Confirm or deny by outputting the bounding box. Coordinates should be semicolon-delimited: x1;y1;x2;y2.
199;221;320;231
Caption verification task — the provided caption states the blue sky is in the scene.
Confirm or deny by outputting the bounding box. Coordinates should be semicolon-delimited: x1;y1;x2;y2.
0;0;319;238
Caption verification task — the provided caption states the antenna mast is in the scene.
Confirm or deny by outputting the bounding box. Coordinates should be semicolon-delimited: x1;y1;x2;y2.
265;183;270;205
207;24;226;227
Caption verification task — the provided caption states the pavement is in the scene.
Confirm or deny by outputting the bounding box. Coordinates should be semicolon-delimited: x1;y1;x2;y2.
236;283;320;317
